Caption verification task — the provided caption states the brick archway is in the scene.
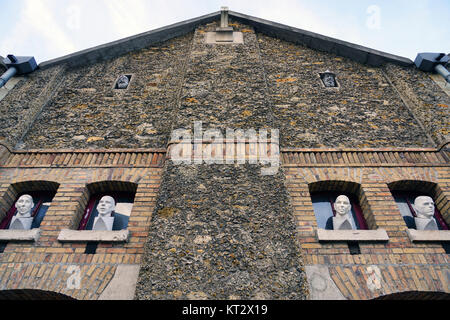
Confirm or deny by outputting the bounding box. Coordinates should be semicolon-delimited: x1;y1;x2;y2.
71;180;138;229
374;291;450;300
308;180;376;229
0;289;75;300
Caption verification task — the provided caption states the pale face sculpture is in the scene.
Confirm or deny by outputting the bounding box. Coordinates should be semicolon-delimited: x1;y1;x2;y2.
15;194;34;217
334;195;351;217
116;75;129;89
97;196;116;217
323;74;335;87
414;196;435;220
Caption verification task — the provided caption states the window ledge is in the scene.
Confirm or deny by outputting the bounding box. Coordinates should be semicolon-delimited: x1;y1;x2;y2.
0;228;40;242
406;229;450;242
317;228;389;242
57;229;129;242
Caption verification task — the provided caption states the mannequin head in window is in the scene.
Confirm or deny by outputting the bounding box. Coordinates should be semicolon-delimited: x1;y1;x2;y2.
97;196;116;217
116;75;129;89
323;74;335;87
334;195;351;217
414;196;435;220
15;194;34;218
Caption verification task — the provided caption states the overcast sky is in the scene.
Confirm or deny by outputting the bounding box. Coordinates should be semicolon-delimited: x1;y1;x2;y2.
0;0;449;64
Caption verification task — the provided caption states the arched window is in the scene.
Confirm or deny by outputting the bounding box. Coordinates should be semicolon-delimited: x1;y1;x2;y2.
78;192;134;231
389;181;448;230
309;181;369;230
0;181;59;230
311;191;368;230
77;181;137;231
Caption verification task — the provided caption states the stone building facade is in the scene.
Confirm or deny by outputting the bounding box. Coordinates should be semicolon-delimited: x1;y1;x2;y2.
0;10;448;300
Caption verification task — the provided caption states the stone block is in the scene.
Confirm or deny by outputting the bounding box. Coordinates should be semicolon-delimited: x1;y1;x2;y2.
99;264;140;300
406;229;450;242
316;228;389;242
204;32;243;44
305;265;346;300
57;229;129;242
0;228;40;241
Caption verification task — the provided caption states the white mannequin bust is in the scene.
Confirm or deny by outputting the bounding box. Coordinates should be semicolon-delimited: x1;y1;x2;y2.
332;195;354;230
116;75;129;89
322;73;336;87
413;196;438;230
93;196;115;231
9;194;34;230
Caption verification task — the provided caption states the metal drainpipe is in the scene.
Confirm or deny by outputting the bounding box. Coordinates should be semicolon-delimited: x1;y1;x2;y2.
0;66;17;88
414;52;450;84
0;54;37;89
434;64;450;84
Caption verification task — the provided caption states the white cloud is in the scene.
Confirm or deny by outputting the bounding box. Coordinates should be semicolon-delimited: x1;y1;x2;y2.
0;0;76;62
102;0;153;38
24;0;76;52
222;0;350;38
1;0;448;63
102;0;213;39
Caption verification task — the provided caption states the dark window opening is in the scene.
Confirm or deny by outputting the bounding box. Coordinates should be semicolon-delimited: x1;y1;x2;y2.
114;74;132;89
0;191;56;230
78;191;134;231
442;242;450;254
319;71;338;88
391;191;448;230
311;191;368;230
85;242;98;254
348;242;361;255
0;242;7;253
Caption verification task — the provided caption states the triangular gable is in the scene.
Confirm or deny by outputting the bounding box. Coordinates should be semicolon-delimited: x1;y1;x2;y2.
39;10;413;70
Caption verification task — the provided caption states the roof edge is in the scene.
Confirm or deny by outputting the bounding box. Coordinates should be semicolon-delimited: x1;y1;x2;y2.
38;11;221;70
229;11;413;67
37;10;414;70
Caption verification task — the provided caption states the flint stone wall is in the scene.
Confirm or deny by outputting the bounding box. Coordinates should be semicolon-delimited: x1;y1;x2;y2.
257;34;433;148
383;63;450;147
135;163;309;300
0;20;445;150
18;34;193;149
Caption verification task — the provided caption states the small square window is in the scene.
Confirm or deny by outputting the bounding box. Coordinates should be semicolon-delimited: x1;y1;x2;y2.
114;74;132;90
78;191;134;231
319;71;339;88
0;191;56;230
311;192;368;230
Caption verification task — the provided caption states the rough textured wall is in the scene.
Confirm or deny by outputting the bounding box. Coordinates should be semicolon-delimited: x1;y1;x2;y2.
257;34;432;148
384;63;450;147
0;66;64;148
136;163;308;300
20;34;193;149
135;21;308;300
2;21;446;150
172;21;273;132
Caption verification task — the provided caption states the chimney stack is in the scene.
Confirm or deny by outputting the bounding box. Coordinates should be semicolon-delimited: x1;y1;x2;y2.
215;6;233;42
